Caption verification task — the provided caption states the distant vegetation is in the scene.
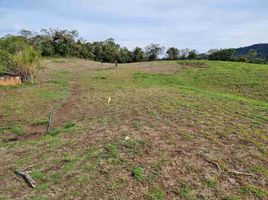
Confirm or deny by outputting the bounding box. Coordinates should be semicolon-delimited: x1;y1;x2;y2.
234;43;268;62
0;29;267;73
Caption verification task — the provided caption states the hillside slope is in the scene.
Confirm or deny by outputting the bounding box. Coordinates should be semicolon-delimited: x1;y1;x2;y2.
0;59;267;200
234;43;268;60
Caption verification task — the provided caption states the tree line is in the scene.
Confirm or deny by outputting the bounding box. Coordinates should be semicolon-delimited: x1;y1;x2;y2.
1;28;266;64
0;29;202;63
0;28;267;82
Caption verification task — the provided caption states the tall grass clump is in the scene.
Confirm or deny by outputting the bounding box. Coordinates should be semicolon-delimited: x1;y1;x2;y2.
0;47;41;82
0;50;13;74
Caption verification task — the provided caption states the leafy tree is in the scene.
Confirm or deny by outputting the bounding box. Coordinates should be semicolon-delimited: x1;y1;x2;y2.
103;38;120;62
77;41;95;59
238;57;249;62
166;47;180;60
246;49;257;62
31;35;54;56
207;49;219;55
188;49;198;60
38;28;79;57
0;28;190;64
0;35;28;54
118;47;133;63
145;43;164;61
19;29;33;40
180;48;190;59
92;38;120;63
132;47;145;62
208;49;235;61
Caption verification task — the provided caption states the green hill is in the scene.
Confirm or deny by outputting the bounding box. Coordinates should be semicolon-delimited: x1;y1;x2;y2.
234;43;268;60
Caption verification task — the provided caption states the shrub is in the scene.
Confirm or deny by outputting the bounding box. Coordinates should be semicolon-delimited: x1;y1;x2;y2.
0;35;28;54
238;57;248;62
208;49;235;61
0;50;11;75
6;47;41;82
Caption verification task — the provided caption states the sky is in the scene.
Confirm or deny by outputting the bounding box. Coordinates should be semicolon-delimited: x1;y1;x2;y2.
0;0;267;53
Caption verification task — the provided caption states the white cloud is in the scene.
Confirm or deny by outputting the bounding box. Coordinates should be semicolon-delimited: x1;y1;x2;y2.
0;0;267;52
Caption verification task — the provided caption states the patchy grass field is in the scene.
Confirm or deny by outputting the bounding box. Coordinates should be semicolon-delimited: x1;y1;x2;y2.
0;58;267;200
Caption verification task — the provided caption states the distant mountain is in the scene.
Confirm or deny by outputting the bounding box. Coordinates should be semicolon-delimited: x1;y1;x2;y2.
234;43;268;60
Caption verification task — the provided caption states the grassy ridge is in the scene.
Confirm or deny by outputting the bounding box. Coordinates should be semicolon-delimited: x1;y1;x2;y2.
135;61;268;102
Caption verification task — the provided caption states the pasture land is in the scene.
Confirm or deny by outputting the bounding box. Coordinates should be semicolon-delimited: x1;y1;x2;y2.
0;59;267;199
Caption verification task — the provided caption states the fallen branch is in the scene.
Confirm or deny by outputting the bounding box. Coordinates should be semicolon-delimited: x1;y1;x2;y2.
203;156;254;177
47;113;53;133
203;157;224;172
228;170;254;176
15;170;36;188
23;164;34;171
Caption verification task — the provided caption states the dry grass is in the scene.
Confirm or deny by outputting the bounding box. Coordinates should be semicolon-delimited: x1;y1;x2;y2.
0;58;267;200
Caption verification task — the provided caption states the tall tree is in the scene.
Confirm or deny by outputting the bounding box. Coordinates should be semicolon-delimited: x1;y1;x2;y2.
246;49;257;62
0;35;28;54
145;43;164;61
180;48;190;59
188;49;198;60
132;47;145;62
166;47;180;60
118;47;133;63
208;49;235;61
19;29;33;40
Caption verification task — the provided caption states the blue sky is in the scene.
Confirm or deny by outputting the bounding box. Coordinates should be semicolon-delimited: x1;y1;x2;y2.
0;0;267;52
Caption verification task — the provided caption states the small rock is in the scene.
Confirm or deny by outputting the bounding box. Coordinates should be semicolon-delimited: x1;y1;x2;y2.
124;136;130;141
228;177;236;184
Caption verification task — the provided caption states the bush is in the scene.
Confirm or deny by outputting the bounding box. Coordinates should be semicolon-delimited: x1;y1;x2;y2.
1;47;41;82
208;49;235;61
238;57;248;62
12;47;41;82
0;36;28;54
0;50;11;75
252;58;266;64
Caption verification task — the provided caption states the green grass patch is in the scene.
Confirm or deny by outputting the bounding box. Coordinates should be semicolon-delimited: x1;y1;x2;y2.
240;184;267;199
134;72;268;108
0;124;24;135
178;60;208;68
145;188;164;200
131;166;144;181
222;195;241;200
48;122;77;136
32;118;49;126
178;183;190;198
204;178;217;188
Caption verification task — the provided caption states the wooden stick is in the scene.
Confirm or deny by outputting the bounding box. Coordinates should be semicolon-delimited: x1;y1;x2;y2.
228;170;254;176
203;157;224;172
15;170;36;188
203;156;254;177
47;113;53;133
23;164;34;171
